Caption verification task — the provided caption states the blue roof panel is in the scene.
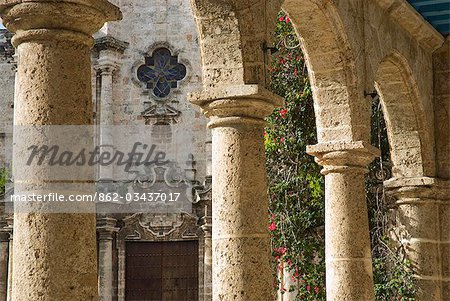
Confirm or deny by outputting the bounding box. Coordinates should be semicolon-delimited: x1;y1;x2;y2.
408;0;450;35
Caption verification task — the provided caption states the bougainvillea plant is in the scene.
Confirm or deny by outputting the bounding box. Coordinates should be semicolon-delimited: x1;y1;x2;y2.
266;12;415;301
266;12;326;301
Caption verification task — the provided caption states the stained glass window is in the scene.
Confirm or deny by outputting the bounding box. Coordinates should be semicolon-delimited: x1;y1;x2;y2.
137;48;187;98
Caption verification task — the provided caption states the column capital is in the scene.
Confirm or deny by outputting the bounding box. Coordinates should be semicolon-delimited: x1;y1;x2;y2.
188;84;283;128
97;217;119;240
0;0;122;47
95;54;121;75
384;176;450;203
307;141;380;175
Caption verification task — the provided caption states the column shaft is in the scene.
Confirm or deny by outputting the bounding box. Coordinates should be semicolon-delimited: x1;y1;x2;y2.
307;141;378;301
0;234;8;301
212;121;272;300
97;218;119;301
324;169;374;300
202;224;212;301
98;67;115;181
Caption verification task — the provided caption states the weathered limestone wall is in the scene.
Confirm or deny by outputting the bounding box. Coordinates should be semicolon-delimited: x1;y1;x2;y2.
434;36;450;179
93;0;208;179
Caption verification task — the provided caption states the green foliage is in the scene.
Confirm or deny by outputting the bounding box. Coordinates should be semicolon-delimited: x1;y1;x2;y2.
266;12;415;301
266;12;325;300
367;99;416;300
0;167;8;196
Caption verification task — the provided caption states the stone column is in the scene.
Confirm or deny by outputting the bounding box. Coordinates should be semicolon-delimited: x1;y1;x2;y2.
385;177;450;300
0;226;10;301
97;217;119;301
307;141;378;301
189;85;283;301
96;56;118;182
201;221;212;301
4;217;12;301
93;38;127;182
0;2;121;301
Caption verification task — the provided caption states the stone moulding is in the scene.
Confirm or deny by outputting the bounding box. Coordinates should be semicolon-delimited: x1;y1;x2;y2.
94;35;129;54
188;84;284;127
384;176;450;201
375;0;445;51
307;140;381;174
0;0;122;43
0;0;121;18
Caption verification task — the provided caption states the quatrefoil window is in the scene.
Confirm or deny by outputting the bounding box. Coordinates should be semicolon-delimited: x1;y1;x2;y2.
137;48;187;98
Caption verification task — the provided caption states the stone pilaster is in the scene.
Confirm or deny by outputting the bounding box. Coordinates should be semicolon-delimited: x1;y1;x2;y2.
97;217;119;301
94;51;122;182
0;1;121;300
4;217;12;301
0;225;11;301
189;84;283;301
307;141;379;301
201;222;212;301
193;176;212;301
385;177;450;300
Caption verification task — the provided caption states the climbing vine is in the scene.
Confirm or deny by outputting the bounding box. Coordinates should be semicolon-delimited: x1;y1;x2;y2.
0;167;8;196
266;12;415;301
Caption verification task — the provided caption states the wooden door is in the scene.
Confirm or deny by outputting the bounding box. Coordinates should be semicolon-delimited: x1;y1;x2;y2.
125;241;199;301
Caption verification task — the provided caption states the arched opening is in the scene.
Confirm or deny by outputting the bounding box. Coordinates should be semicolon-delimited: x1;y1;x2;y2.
282;0;369;143
374;52;433;178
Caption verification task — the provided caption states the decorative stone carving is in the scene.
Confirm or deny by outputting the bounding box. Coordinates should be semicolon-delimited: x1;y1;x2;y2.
137;47;187;99
94;36;129;54
0;30;13;62
119;213;198;240
141;102;181;125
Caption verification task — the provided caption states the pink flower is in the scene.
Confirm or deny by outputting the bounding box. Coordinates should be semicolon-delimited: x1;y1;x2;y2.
280;137;285;143
280;109;287;118
306;285;311;292
268;222;276;231
314;286;320;294
279;16;285;22
285;16;291;23
274;246;287;255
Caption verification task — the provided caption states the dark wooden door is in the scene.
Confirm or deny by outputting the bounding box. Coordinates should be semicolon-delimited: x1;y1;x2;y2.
125;241;199;301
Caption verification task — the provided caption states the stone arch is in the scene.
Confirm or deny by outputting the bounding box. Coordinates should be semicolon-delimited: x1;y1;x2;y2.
374;51;433;178
282;0;369;143
190;0;369;142
189;0;283;88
